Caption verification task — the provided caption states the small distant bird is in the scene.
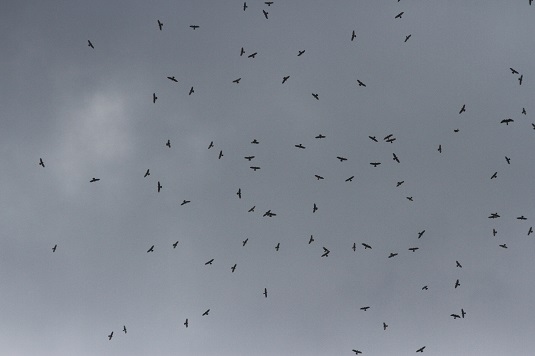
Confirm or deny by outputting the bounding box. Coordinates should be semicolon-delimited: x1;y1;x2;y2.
489;171;498;180
237;188;241;199
250;166;260;171
158;20;163;31
153;93;157;103
157;181;162;192
205;259;214;265
384;134;393;141
123;325;127;333
532;123;535;130
456;260;462;268
383;322;388;330
108;331;113;340
263;210;276;217
438;144;442;153
313;203;318;213
519;75;523;85
88;40;94;49
309;235;314;244
314;175;324;180
522;108;526;115
231;264;237;273
351;30;356;41
397;181;404;187
180;200;190;206
357;80;366;87
455;279;460;288
406;196;413;201
298;50;305;56
263;288;268;298
321;247;330;257
248;206;255;213
248;52;257;58
408;247;419;252
517;215;527;220
395;11;404;18
295;143;305;149
202;309;210;316
422;285;428;290
501;118;514;125
265;1;273;6
242;238;248;246
362;243;372;249
393;153;400;163
528;227;533;236
345;176;354;182
240;47;245;56
312;93;319;100
315;134;326;139
233;78;241;84
173;241;179;248
499;244;508;248
275;243;280;251
454;129;459;132
416;346;426;353
243;2;247;11
52;244;57;252
39;158;45;167
510;67;519;74
388;252;398;258
166;139;171;148
251;139;259;144
418;230;425;238
404;34;411;42
208;141;214;149
262;10;269;19
144;169;150;178
459;104;466;114
369;136;378;142
336;156;347;162
451;313;461;319
184;319;188;328
352;350;362;355
189;25;199;30
218;150;223;159
189;86;194;95
489;212;500;219
370;162;381;167
244;156;255;161
282;76;290;84
90;178;100;183
352;243;356;251
147;245;154;253
360;306;370;311
461;309;466;318
493;228;497;236
505;156;511;164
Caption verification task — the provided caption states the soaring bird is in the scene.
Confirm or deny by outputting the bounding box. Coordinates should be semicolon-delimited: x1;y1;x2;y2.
202;309;210;316
455;279;460;288
123;325;127;333
205;259;214;265
262;10;269;19
388;252;398;258
298;50;305;56
369;135;378;142
231;264;237;273
242;238;248;246
88;40;94;49
240;47;245;56
232;78;241;84
153;93;157;103
263;288;268;298
522;108;526;115
184;319;188;327
189;25;199;30
282;76;290;84
510;67;519;74
309;235;314;244
248;52;257;58
52;244;57;252
237;188;242;199
393;153;400;163
147;245;154;253
244;156;255;161
144;169;150;177
459;104;466;114
370;162;381;167
189;87;195;95
461;309;466;318
173;241;179;249
438;144;442;153
357;80;366;87
337;156;347;162
218;150;223;159
167;76;178;82
251;139;259;144
321;247;330;257
313;203;318;213
351;30;356;41
166;139;171;148
180;200;190;206
499;244;508;248
397;181;404;187
158;20;163;30
408;247;419;252
275;243;280;251
362;243;372;249
243;2;247;11
418;230;425;238
360;306;370;311
404;34;411;42
505;156;511;164
108;331;113;340
250;166;260;171
416;346;426;353
295;143;305;149
383;322;388;330
352;350;362;355
345;176;354;182
157;181;162;192
208;141;214;149
314;175;324;180
456;260;462;268
248;206;255;212
39;158;45;167
312;93;319;100
90;178;100;183
395;11;404;18
491;172;497;179
519;75;523;85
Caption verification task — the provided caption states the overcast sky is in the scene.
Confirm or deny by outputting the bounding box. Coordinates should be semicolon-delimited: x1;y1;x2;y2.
2;1;535;355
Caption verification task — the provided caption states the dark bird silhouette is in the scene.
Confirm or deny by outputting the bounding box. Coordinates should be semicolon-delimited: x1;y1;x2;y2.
314;175;324;180
108;331;113;340
189;25;199;30
231;264;237;273
528;227;533;236
369;135;378;142
362;243;372;249
438;144;442;153
395;11;404;18
184;319;188;328
189;86;194;95
357;80;366;87
493;228;497;236
454;129;459;132
237;188;242;199
321;247;330;257
345;176;354;182
180;200;190;206
233;78;241;84
397;181;405;187
416;346;426;352
393;153;400;163
218;150;223;159
461;309;466;318
248;52;257;58
158;181;162;192
250;166;260;171
240;47;245;56
263;10;269;19
275;243;280;251
532;123;535;130
489;212;500;219
123;325;127;333
517;215;527;220
404;34;411;42
298;50;305;56
491;172;497;179
263;288;268;297
309;235;314;244
337;156;347;162
90;178;100;183
202;309;210;316
510;67;519;74
248;206;255;212
384;134;393;141
522;108;526;115
244;156;255;161
242;238;248;246
418;230;425;239
313;203;318;213
312;93;319;100
505;156;511;164
263;210;276;217
158;20;163;31
147;245;154;253
459;104;466;114
383;322;388;330
52;244;57;252
282;76;290;84
144;169;150;178
88;40;94;49
265;1;273;6
422;285;428;290
455;279;460;288
360;306;370;311
351;30;356;41
408;247;419;252
370;162;381;167
173;241;179;248
39;158;45;167
153;93;157;103
166;139;171;148
205;259;214;265
243;2;247;11
456;260;462;268
451;313;461;319
251;139;259;144
519;75;523;85
352;350;362;355
352;243;357;251
386;137;396;143
406;196;413;201
208;141;214;149
500;118;514;125
295;143;305;149
499;244;508;248
388;252;398;258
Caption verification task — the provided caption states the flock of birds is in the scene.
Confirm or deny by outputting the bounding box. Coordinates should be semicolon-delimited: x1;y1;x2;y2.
33;1;535;354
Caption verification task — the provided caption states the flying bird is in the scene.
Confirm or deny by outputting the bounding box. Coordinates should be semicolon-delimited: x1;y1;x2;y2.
518;75;523;85
370;162;381;167
263;10;269;19
158;20;163;30
143;167;150;176
491;172;497;179
242;238;248;246
369;135;378;142
352;350;362;355
184;319;188;328
388;252;398;258
455;279;460;288
493;228;497;236
202;309;210;316
208;141;214;149
173;241;179;248
461;309;466;318
357;80;366;87
517;215;527;220
153;93;157;103
263;288;268;298
312;93;319;100
313;203;318;213
265;1;273;5
237;188;241;199
205;259;214;265
362;243;372;249
528;227;533;236
416;346;426;353
499;244;508;248
218;150;223;159
345;176;354;182
166;139;171;148
505;156;511;164
298;50;305;56
282;76;290;84
147;245;154;253
158;181;162;192
351;30;356;41
406;196;413;201
522;108;526;115
233;78;241;84
180;200;190;206
500;118;514;125
438;144;442;153
39;158;45;167
123;325;127;333
295;144;305;149
309;235;314;244
336;156;347;162
459;104;466;114
383;322;388;330
386;137;396;143
510;67;519;74
456;260;462;268
395;11;404;18
189;25;199;30
360;306;370;311
250;166;260;171
314;175;324;180
393;153;400;163
397;181;405;187
489;212;500;219
315;134;325;139
243;2;247;11
244;156;255;161
422;285;428;290
321;247;330;257
263;210;276;217
408;247;419;252
275;243;280;251
404;34;411;42
189;86;194;95
231;264;237;273
90;178;100;183
240;47;245;56
52;244;57;252
248;52;257;58
352;243;356;251
248;206;255;212
88;40;94;48
251;139;259;144
451;313;461;319
418;230;425;238
108;331;113;340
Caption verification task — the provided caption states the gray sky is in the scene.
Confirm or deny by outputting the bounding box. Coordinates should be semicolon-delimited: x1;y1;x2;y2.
2;1;535;355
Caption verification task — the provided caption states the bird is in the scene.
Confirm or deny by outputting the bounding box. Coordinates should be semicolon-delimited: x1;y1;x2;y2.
208;141;214;149
314;175;324;180
491;172;497;179
265;1;273;6
388;252;398;258
395;11;404;18
422;285;428;290
352;350;362;355
384;134;393;141
404;34;411;42
237;188;241;199
250;166;260;171
202;309;210;316
383;322;388;330
461;309;466;318
510;67;519;74
244;156;255;161
357;80;366;87
393;153;400;163
263;210;276;217
309;235;314;244
248;52;257;58
251;139;259;144
295;144;305;149
166;139;171;148
336;156;347;162
451;313;461;319
37;157;45;168
144;169;150;177
282;76;290;84
158;20;163;30
321;247;330;257
459;104;466;114
90;178;100;183
500;118;514;125
352;243;356;251
147;245;154;253
345;176;354;182
189;25;199;30
313;203;318;213
369;135;378;142
173;241;179;249
189;87;194;95
408;247;419;252
522;108;526;115
406;196;413;201
362;243;372;249
312;93;319;100
184;319;189;328
360;306;370;311
528;227;533;236
505;156;511;164
243;2;247;11
275;243;280;251
351;30;356;41
240;47;245;56
108;331;113;340
493;228;497;236
231;264;237;273
456;260;462;268
455;279;460;288
489;212;500;219
52;244;57;252
123;325;127;333
153;93;157;103
416;346;426;353
418;230;425;239
532;123;535;130
180;200;190;206
499;244;508;248
205;259;214;265
370;162;381;167
233;78;241;84
248;206;255;212
519;75;523;85
438;144;442;153
88;40;94;48
298;50;305;56
397;181;405;187
242;238;248;246
218;150;223;159
157;181;162;192
517;215;527;220
386;137;396;143
262;10;269;19
263;288;268;298
315;134;326;139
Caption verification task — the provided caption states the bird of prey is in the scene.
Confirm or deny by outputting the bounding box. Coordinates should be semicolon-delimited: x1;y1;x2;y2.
263;288;268;297
265;1;273;5
248;52;257;58
282;76;290;84
393;153;400;163
88;40;94;49
250;166;261;171
357;80;366;87
244;156;255;161
528;227;533;236
369;136;378;142
233;78;241;84
309;235;314;244
519;75;523;85
383;322;388;330
493;228;497;236
408;247;419;252
240;47;245;56
532;123;535;130
406;196;413;201
237;188;241;199
321;247;330;257
510;67;519;74
388;252;398;258
386;137;396;143
315;134;326;139
352;243;356;251
39;158;45;167
248;206;255;212
314;175;324;180
489;212;500;219
242;238;248;246
205;259;214;265
370;162;381;167
208;141;214;149
231;264;237;273
298;50;305;56
397;181;405;187
52;244;57;252
251;139;259;144
158;20;163;30
491;172;497;179
313;203;318;213
404;34;411;42
422;285;428;290
166;139;171;148
517;215;527;220
275;243;280;251
351;30;356;41
189;87;194;95
456;260;462;268
416;346;426;352
218;150;223;159
455;279;460;288
153;93;157;103
461;309;466;318
499;244;508;248
360;306;370;311
184;319;188;328
189;25;199;30
158;181;162;192
108;331;113;340
505;156;510;164
384;134;393;141
262;10;269;19
352;350;362;355
263;210;276;217
147;245;154;253
522;108;526;115
362;243;372;249
90;178;100;182
173;241;179;248
395;11;404;18
202;309;210;316
451;313;461;319
459;104;466;114
345;176;354;182
123;325;127;333
337;156;347;162
312;93;319;100
418;230;425;238
501;118;514;125
438;144;442;153
295;144;305;149
180;200;190;206
243;2;247;11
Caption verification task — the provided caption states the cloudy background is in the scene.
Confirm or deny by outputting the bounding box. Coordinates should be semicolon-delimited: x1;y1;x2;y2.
1;1;535;355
